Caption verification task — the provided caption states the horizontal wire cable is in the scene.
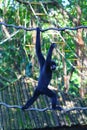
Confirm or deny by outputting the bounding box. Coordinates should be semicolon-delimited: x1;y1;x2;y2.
0;22;36;31
0;22;87;31
0;102;87;112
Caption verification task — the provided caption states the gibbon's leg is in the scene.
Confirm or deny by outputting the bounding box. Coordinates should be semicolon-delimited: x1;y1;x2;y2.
43;88;63;111
22;88;40;110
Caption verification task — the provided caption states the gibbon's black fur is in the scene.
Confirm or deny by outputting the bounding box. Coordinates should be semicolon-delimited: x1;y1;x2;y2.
22;27;63;111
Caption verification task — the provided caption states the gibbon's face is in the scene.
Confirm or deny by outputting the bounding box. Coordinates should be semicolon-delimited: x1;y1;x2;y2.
50;60;56;71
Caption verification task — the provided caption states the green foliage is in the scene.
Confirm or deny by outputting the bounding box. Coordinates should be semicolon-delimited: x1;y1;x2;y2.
0;0;87;97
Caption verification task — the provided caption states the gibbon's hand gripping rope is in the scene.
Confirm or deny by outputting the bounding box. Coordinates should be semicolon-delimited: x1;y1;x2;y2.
0;102;87;112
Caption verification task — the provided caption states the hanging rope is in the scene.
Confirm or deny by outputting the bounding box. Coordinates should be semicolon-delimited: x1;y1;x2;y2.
0;102;87;112
0;22;87;32
0;30;19;45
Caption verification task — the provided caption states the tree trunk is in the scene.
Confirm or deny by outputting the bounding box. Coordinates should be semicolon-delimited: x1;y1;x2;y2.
76;29;85;97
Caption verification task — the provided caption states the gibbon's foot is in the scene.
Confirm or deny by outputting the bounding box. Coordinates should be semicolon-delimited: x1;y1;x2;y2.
53;106;63;111
21;105;29;110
